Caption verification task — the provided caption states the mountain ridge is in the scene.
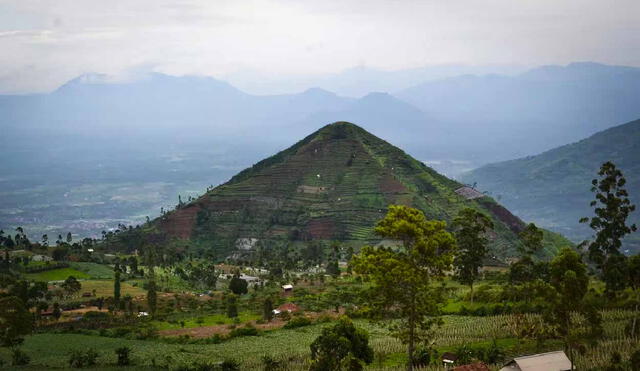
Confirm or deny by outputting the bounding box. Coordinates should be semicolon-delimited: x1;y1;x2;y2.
460;118;640;253
153;122;570;258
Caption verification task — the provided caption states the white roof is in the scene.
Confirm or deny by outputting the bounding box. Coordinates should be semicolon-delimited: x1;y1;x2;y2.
282;284;293;290
500;351;571;371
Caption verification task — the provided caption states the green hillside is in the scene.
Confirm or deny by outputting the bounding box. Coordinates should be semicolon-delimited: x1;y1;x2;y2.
461;118;640;253
156;122;568;257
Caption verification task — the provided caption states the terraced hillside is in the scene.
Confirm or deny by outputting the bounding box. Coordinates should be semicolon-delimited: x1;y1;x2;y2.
156;122;568;257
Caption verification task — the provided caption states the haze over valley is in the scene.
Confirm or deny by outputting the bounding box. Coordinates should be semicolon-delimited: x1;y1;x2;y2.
1;1;640;370
2;62;640;239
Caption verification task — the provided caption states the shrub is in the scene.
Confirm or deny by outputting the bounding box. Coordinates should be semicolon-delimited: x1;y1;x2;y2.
219;359;240;371
203;334;224;344
68;348;99;368
283;316;312;329
278;311;291;321
262;355;284;371
315;314;333;323
631;349;640;371
115;346;131;366
82;311;110;322
412;346;435;367
310;317;373;371
11;348;30;366
228;325;259;338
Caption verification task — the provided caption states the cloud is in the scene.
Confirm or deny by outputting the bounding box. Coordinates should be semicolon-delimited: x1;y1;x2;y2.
0;0;639;93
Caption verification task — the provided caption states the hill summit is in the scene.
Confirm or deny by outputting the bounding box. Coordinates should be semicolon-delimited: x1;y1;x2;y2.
156;122;560;256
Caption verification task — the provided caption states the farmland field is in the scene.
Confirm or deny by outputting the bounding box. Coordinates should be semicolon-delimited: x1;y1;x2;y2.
25;268;91;282
69;262;116;279
1;311;635;370
78;280;146;297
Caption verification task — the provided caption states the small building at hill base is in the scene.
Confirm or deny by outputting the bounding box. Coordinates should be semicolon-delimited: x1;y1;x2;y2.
282;284;293;292
442;352;458;366
500;351;571;371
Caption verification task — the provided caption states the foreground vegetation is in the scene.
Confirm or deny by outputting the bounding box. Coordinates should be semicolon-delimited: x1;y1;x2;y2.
0;161;639;370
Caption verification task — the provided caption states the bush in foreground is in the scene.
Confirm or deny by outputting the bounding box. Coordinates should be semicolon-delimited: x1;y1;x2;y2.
310;316;373;371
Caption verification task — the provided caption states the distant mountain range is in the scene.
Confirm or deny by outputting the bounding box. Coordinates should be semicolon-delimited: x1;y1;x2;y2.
224;64;526;97
1;61;639;239
460;118;640;254
397;62;640;162
151;122;570;258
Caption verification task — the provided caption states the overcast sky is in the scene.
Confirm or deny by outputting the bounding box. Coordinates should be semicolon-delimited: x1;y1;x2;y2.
1;0;639;94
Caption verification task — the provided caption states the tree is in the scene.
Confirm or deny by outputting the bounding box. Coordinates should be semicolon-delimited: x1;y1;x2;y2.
452;208;493;303
66;232;72;244
61;276;81;297
543;248;602;369
226;294;238;318
580;161;637;294
263;298;274;322
113;270;121;307
309;317;374;371
0;296;33;346
229;273;248;295
520;223;544;256
147;280;157;316
326;258;340;277
52;302;61;320
115;346;131;366
628;254;640;337
188;262;217;290
351;205;455;370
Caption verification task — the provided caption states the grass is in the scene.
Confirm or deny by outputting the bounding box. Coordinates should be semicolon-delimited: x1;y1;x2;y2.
25;268;91;282
69;262;115;279
79;280;146;297
154;312;261;330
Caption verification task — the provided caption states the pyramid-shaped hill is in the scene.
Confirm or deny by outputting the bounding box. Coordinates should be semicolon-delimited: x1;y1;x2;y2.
156;122;565;257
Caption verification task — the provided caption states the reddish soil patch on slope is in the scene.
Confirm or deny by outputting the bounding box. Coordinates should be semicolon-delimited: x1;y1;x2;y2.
479;200;525;234
379;174;407;194
160;204;200;239
305;218;335;239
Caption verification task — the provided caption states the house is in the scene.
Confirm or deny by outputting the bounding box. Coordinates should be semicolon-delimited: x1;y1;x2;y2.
454;362;490;371
282;284;293;293
500;351;571;371
442;352;458;366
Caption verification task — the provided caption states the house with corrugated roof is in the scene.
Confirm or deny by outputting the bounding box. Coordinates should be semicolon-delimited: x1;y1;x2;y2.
500;351;571;371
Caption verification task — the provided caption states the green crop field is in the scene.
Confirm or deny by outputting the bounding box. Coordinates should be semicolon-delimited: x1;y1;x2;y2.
69;262;115;279
25;268;91;282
